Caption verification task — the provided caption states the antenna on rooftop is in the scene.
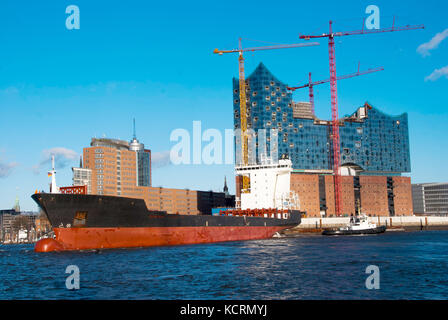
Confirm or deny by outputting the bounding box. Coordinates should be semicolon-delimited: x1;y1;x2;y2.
133;118;136;139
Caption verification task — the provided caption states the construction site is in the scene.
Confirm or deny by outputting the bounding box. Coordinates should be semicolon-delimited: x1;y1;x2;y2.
214;21;425;218
233;63;412;217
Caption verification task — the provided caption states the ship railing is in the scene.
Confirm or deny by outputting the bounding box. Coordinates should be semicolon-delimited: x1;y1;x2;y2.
59;185;87;195
219;208;290;219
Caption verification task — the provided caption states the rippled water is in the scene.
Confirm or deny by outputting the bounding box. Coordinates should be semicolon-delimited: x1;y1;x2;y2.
1;230;447;299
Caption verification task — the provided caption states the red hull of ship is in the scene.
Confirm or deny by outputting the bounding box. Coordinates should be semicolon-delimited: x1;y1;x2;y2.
35;226;286;252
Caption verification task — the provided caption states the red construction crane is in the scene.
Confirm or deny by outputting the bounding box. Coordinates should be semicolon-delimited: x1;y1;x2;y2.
287;65;384;115
299;19;424;217
214;39;319;194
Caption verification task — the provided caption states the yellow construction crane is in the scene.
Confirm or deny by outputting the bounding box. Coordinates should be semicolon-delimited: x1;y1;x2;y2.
214;38;319;193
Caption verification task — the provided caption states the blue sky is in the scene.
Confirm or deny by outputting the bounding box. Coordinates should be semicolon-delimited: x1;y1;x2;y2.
0;0;447;210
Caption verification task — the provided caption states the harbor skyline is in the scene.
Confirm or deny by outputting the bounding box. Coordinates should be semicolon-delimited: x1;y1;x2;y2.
1;0;448;211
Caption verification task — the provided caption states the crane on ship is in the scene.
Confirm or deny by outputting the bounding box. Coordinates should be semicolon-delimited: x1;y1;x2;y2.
299;18;424;216
287;64;384;116
214;39;319;194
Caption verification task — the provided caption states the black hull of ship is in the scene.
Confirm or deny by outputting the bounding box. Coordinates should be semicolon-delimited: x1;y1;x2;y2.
32;193;301;251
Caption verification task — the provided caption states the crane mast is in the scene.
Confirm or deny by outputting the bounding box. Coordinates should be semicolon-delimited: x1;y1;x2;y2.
328;21;342;216
300;19;424;216
214;39;319;194
237;40;250;190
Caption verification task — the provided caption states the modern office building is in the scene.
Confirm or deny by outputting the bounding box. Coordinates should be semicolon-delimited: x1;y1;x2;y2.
79;136;151;197
233;63;413;217
72;167;92;194
412;183;448;216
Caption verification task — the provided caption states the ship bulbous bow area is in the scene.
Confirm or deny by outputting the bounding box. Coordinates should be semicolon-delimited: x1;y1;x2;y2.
35;238;65;252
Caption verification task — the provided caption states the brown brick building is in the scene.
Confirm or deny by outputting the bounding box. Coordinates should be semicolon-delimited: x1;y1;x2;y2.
73;137;230;215
287;173;413;217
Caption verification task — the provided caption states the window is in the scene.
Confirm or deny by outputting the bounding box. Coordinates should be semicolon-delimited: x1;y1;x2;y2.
73;211;87;227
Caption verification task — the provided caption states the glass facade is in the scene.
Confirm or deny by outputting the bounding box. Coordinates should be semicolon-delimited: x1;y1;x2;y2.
233;63;411;174
137;150;151;187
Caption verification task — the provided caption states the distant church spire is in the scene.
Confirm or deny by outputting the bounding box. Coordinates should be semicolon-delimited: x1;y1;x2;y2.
223;176;229;196
13;196;20;213
79;155;83;168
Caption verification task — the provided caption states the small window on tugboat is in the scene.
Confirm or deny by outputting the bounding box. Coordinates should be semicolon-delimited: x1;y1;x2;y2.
73;211;87;227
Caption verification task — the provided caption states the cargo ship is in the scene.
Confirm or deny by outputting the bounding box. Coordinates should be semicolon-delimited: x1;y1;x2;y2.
33;156;302;252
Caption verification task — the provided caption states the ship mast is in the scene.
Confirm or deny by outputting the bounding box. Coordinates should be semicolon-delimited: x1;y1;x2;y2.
49;154;59;194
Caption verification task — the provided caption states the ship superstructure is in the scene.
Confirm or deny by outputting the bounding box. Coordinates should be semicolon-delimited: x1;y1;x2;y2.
235;158;299;211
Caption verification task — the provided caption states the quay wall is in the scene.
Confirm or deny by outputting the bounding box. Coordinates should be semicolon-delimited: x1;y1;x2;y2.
292;216;448;231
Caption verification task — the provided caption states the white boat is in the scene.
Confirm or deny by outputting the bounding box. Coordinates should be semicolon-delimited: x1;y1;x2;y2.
322;214;386;235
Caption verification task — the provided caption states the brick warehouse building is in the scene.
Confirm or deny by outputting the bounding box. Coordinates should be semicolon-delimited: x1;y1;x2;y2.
233;63;413;217
72;137;232;215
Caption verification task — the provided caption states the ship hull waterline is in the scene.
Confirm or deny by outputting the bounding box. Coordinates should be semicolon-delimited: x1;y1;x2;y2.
32;193;302;252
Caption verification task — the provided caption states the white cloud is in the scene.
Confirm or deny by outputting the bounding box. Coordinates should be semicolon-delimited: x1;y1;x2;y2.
0;160;19;178
417;28;448;57
424;65;448;82
33;147;78;174
151;151;172;168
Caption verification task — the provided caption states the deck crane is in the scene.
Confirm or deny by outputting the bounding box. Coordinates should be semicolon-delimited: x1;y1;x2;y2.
287;65;384;115
214;39;319;194
299;19;424;217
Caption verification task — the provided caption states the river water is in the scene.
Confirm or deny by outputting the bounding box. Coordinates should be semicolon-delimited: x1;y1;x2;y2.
1;230;447;299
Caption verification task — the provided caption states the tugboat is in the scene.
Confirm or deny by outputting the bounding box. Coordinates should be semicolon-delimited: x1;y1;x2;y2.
322;214;386;236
